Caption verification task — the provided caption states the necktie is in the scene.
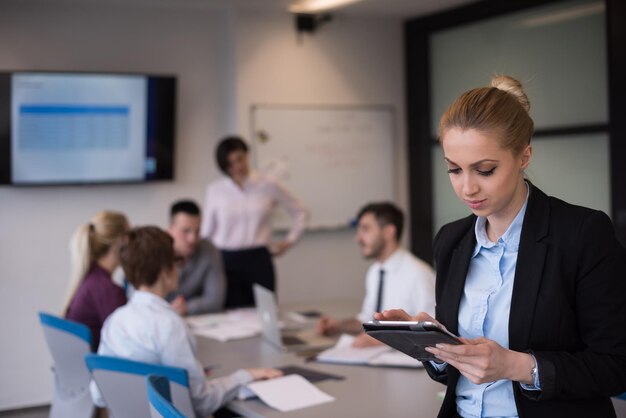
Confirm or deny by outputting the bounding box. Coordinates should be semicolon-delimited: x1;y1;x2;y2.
376;268;385;313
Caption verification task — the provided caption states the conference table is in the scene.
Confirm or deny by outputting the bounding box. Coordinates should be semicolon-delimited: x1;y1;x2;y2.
194;300;445;418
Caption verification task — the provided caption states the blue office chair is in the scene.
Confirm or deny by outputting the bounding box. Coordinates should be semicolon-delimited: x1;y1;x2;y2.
146;375;187;418
85;354;194;418
38;312;96;418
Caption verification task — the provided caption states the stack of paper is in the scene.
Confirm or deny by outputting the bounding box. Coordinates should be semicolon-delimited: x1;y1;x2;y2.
186;308;262;342
316;334;423;368
238;374;334;412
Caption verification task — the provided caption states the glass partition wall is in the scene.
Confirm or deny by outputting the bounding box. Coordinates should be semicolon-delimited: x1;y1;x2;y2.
429;0;608;234
405;0;625;261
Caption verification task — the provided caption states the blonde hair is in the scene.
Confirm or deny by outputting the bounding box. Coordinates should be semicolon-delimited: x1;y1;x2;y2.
62;210;129;313
439;75;534;155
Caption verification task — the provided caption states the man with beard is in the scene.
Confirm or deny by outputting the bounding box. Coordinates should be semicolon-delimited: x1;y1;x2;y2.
316;202;435;347
167;200;226;315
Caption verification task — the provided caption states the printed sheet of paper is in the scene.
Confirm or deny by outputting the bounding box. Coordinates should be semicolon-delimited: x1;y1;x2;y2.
316;334;389;364
186;308;261;342
367;349;423;368
316;334;422;368
242;374;334;412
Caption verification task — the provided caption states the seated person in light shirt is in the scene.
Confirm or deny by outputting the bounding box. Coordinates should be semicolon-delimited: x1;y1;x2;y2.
316;202;436;347
167;199;226;316
91;226;282;418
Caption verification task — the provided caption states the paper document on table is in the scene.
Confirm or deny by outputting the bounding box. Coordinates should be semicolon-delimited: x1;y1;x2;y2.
192;325;259;342
186;308;261;342
367;349;423;367
185;313;229;329
238;374;334;412
316;334;423;368
316;334;389;364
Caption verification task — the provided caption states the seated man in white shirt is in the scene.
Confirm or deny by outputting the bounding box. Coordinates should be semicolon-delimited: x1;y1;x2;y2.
91;226;281;418
316;202;436;347
167;199;226;316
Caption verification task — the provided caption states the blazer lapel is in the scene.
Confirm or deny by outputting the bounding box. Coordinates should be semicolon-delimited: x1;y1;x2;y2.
509;184;550;350
442;225;476;336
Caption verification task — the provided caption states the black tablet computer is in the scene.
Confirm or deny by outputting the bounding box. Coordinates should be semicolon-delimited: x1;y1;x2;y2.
362;321;462;361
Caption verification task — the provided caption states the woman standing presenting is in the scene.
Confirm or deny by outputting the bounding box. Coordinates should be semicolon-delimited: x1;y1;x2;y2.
376;76;626;417
201;136;308;308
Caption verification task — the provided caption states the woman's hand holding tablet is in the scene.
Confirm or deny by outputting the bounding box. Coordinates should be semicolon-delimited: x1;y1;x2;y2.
364;310;461;361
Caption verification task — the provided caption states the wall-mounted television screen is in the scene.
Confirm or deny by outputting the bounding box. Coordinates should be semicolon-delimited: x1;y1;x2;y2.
0;71;176;185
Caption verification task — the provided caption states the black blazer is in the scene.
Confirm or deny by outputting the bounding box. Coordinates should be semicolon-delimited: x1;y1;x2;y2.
425;184;626;418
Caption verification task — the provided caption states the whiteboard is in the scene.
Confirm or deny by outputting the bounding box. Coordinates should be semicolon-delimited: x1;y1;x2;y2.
251;105;395;230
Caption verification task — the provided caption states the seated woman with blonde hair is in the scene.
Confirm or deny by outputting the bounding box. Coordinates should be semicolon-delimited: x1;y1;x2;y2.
64;210;130;351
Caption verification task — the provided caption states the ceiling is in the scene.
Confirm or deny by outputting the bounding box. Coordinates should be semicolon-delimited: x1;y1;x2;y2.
64;0;479;19
309;0;478;18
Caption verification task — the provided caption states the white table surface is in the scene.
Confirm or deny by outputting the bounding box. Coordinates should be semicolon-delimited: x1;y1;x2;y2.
194;300;445;418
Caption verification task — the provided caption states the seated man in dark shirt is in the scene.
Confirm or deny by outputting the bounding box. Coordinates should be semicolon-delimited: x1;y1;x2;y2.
167;200;226;315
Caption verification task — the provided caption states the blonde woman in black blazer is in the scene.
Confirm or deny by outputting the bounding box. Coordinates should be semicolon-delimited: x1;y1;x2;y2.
376;76;626;418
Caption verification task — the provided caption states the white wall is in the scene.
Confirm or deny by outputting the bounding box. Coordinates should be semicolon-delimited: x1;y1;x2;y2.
233;11;408;305
0;1;406;410
0;1;232;408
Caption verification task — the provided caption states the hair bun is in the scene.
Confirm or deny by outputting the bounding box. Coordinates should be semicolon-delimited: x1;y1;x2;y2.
490;75;530;113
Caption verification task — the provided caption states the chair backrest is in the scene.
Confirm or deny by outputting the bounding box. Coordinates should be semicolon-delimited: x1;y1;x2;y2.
146;375;187;418
39;312;93;394
85;354;194;418
38;312;96;418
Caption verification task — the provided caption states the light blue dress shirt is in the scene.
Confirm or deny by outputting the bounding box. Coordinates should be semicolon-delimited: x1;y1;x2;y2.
455;187;533;418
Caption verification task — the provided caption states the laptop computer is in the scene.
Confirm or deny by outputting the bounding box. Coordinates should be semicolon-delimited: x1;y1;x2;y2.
253;284;335;352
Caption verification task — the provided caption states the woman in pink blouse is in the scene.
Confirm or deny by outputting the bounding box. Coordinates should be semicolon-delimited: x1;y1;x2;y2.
201;136;308;308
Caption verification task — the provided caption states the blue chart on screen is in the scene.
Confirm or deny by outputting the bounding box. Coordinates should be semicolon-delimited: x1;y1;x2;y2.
19;105;130;151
